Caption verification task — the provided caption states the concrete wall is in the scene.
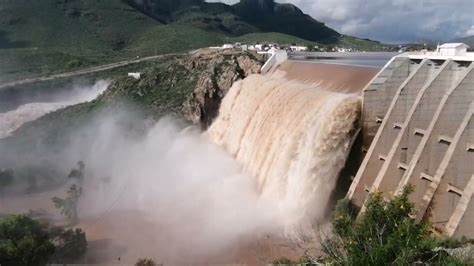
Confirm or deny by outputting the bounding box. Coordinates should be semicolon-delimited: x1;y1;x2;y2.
349;54;474;238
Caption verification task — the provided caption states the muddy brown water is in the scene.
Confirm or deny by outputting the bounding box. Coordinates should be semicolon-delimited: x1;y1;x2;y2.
0;61;380;264
272;61;379;93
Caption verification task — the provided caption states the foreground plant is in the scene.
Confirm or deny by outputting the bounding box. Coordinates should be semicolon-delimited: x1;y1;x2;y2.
0;215;87;265
323;186;473;265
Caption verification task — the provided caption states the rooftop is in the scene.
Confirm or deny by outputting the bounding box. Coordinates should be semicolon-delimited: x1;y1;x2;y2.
439;43;470;49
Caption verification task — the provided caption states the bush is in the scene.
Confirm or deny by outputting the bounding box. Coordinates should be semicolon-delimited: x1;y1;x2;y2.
66;59;83;69
323;186;473;265
136;258;159;266
0;169;15;189
52;184;83;223
0;215;88;265
49;226;87;262
0;215;55;266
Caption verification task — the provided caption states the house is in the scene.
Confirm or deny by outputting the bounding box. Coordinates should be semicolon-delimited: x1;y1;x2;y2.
128;72;141;80
222;44;234;49
437;43;469;57
289;46;308;52
336;47;353;52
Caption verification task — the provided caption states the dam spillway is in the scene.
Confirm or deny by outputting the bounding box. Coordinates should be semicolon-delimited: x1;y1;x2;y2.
207;73;364;235
348;51;474;238
241;47;473;238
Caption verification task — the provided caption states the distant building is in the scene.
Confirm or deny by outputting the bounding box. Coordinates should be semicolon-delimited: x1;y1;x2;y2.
336;47;352;52
222;44;234;49
289;46;308;52
437;43;469;57
255;44;263;51
128;72;141;80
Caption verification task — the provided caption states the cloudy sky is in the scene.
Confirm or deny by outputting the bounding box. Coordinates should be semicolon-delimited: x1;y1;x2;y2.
207;0;474;43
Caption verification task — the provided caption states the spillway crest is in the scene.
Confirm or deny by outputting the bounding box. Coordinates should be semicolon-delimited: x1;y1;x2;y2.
208;74;361;233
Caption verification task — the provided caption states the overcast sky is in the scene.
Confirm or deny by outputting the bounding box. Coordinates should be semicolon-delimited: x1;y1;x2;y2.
207;0;474;43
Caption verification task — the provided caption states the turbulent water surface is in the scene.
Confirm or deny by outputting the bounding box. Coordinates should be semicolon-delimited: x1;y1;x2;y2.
208;74;361;235
0;67;373;263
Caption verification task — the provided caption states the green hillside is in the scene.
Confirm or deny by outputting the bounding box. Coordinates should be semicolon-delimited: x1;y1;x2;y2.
0;0;159;52
0;0;386;83
0;0;158;82
338;36;388;51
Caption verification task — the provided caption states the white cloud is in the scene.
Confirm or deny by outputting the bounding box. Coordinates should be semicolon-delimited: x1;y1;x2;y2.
463;25;474;37
207;0;474;43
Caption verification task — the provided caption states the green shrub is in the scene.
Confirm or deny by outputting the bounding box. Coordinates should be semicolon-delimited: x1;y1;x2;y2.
136;258;159;266
52;184;83;224
0;215;88;265
66;59;83;69
323;186;473;265
0;215;55;266
49;226;87;262
0;169;15;190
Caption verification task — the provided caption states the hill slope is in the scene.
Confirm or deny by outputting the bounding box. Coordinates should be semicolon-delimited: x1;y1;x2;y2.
450;35;474;48
128;0;340;42
0;0;380;82
233;0;339;43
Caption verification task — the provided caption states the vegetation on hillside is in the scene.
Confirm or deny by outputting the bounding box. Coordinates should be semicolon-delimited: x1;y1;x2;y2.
0;0;388;83
338;36;388;51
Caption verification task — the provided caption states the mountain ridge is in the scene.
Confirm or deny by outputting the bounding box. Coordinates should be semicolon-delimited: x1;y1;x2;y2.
125;0;340;43
0;0;384;82
450;35;474;48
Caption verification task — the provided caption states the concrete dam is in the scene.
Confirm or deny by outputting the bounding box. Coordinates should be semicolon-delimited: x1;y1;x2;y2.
265;45;474;238
348;48;474;238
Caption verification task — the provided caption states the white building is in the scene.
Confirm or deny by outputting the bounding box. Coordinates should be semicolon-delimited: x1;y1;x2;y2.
222;44;234;49
289;46;308;52
438;43;469;57
336;47;353;52
128;72;141;80
254;44;264;51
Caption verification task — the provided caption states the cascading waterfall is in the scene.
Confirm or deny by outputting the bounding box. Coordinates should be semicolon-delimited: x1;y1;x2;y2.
207;74;361;235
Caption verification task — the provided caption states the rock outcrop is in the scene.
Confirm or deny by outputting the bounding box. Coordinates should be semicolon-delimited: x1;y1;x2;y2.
1;49;264;156
182;49;263;128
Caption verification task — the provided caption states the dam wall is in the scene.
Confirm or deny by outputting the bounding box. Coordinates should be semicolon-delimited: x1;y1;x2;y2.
348;53;474;238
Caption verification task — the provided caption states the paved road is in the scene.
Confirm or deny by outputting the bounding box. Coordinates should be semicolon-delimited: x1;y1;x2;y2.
0;53;182;90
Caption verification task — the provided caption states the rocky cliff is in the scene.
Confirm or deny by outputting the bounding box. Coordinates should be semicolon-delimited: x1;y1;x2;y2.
1;50;264;155
182;50;263;127
98;49;264;128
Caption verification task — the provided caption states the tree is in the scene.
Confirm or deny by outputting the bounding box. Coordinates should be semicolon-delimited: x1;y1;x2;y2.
0;215;88;265
68;161;85;182
0;169;14;191
0;215;55;266
136;258;159;266
52;184;83;224
49;226;87;263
